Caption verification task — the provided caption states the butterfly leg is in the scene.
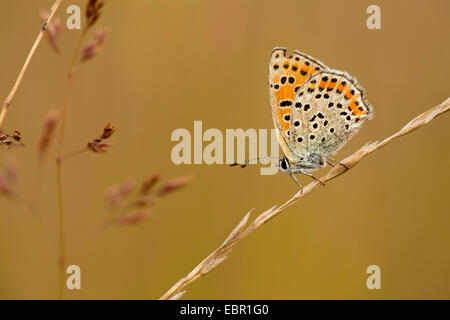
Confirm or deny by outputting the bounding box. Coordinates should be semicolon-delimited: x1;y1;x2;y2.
300;171;325;186
325;156;348;170
326;160;335;167
289;173;303;193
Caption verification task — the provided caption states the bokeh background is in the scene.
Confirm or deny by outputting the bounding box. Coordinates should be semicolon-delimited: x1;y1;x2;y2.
0;0;449;299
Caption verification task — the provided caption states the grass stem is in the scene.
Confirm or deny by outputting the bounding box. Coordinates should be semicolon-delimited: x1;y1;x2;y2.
54;28;87;300
0;0;63;128
159;97;450;300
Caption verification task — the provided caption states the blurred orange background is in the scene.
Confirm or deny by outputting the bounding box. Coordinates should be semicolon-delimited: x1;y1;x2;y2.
0;0;449;299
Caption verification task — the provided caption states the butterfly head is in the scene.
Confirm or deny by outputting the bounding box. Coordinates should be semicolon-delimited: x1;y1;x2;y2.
277;153;325;174
278;157;291;173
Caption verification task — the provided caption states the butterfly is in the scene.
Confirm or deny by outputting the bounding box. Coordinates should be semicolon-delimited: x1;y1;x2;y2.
268;47;373;188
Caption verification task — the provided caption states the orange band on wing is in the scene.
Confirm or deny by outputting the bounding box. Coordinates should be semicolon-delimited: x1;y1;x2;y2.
337;84;347;93
300;66;310;75
348;94;366;118
327;81;336;90
278;108;291;131
319;79;328;90
279;84;294;101
345;89;354;100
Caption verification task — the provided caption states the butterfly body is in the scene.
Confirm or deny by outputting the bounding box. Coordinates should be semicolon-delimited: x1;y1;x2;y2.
268;47;373;186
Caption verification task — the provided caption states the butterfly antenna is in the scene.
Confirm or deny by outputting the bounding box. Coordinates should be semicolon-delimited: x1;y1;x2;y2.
230;156;280;168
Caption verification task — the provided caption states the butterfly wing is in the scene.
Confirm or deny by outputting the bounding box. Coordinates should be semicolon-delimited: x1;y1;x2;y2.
289;70;373;161
268;47;329;162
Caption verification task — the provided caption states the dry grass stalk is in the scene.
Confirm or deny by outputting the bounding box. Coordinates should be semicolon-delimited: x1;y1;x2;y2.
87;123;117;153
38;109;59;156
168;290;187;300
104;175;192;226
53;1;108;299
80;28;108;62
0;0;63;128
86;0;105;30
0;157;19;198
0;130;24;149
159;97;450;300
40;10;62;53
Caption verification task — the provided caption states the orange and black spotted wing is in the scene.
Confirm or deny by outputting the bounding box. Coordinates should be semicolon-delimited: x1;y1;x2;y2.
289;70;373;158
268;47;329;160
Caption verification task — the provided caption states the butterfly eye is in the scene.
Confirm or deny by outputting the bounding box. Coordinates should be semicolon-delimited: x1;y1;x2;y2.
280;159;289;171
